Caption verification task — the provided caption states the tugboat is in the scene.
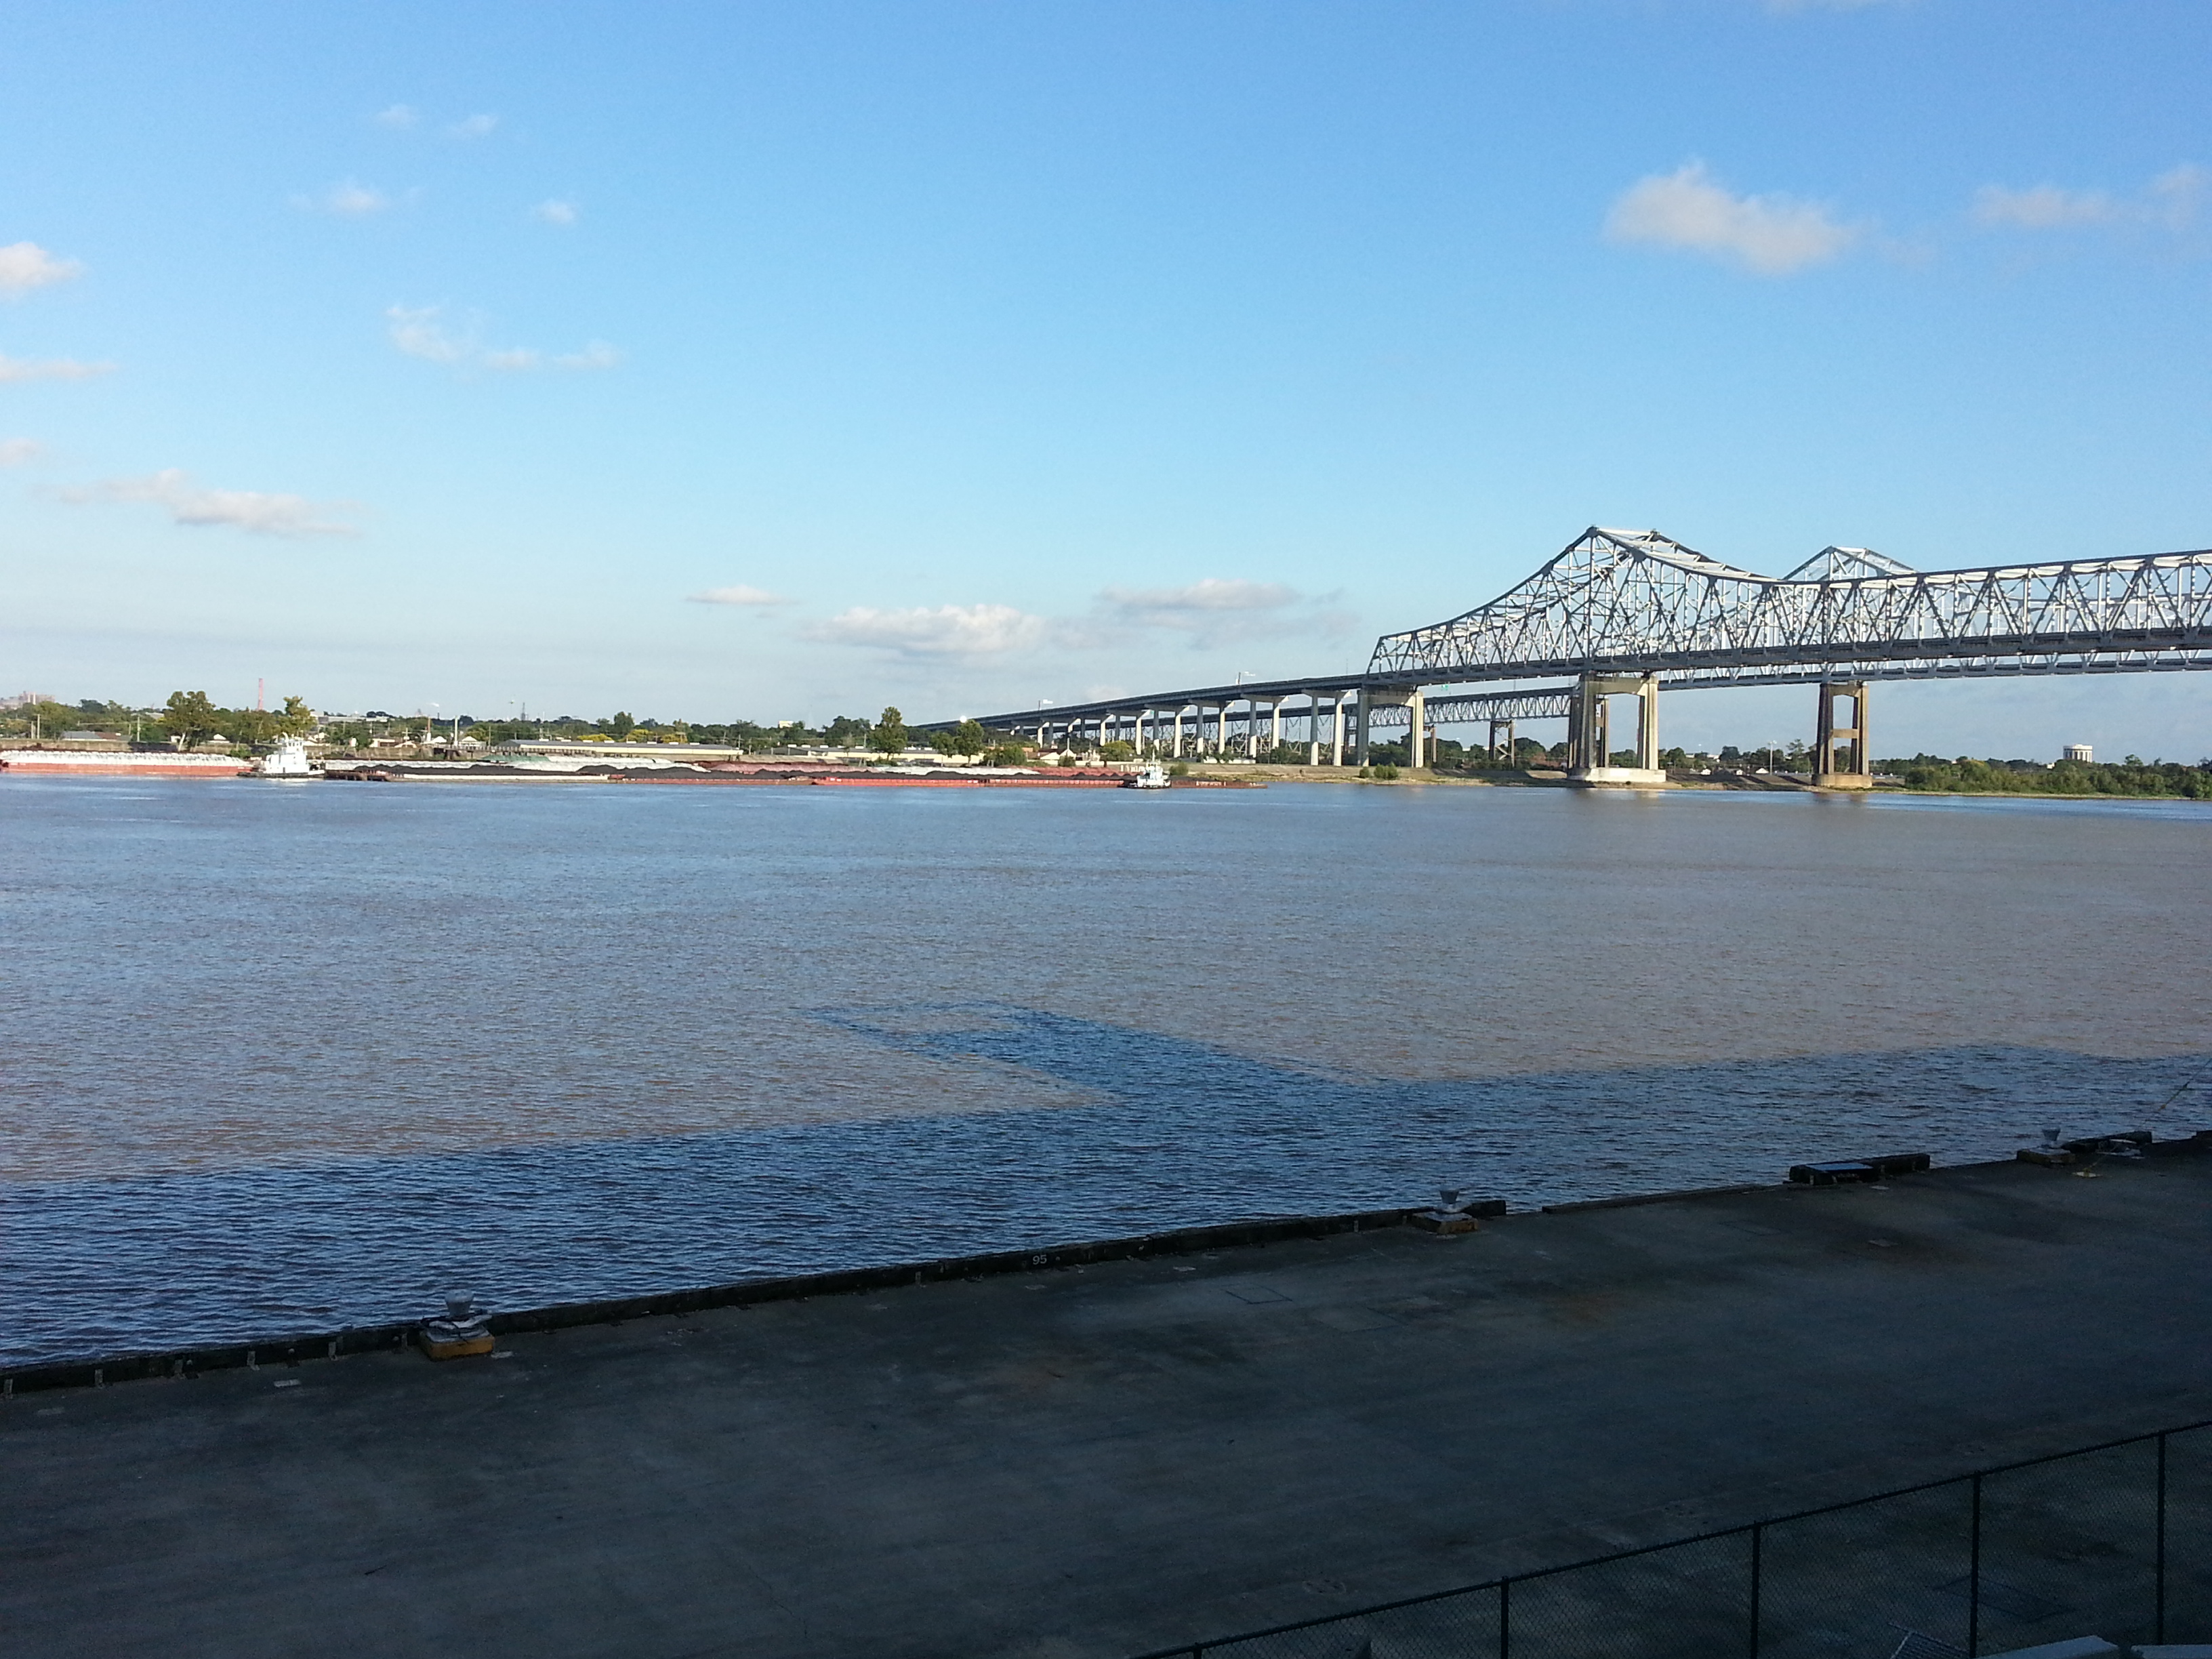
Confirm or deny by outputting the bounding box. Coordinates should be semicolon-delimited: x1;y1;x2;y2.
251;735;319;780
1121;762;1171;790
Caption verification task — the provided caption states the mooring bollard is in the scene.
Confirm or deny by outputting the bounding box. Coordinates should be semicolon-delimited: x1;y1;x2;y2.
417;1294;496;1361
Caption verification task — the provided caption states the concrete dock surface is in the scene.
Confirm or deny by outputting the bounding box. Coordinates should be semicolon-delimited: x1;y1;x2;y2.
5;1155;2211;1659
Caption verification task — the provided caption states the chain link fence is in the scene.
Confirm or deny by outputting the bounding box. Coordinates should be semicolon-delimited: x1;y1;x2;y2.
1136;1421;2212;1659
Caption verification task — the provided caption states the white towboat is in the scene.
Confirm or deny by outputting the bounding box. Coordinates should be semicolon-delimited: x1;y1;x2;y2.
251;736;319;779
1121;763;1171;790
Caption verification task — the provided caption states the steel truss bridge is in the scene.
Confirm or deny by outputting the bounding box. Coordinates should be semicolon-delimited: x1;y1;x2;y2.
918;527;2212;782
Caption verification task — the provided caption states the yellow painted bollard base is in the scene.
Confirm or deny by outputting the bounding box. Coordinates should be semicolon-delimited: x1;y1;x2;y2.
419;1330;496;1361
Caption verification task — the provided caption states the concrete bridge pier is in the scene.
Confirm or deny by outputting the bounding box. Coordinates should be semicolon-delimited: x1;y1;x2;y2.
1488;717;1516;769
1353;687;1428;767
1568;673;1666;786
1814;681;1872;789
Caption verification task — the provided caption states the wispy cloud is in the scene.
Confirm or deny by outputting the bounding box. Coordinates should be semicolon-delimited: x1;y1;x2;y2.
532;199;579;227
0;437;42;466
386;304;620;373
374;103;419;129
65;468;359;537
1973;165;2207;232
0;241;85;298
297;180;397;218
0;354;115;383
690;585;788;608
448;113;498;140
1090;578;1353;649
800;579;1353;663
804;603;1052;661
1973;184;2118;230
1607;162;1859;275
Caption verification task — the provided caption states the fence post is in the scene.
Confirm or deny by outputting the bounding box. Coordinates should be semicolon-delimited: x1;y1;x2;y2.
1748;1523;1763;1659
1499;1577;1511;1659
1968;1472;1983;1658
2156;1432;2169;1644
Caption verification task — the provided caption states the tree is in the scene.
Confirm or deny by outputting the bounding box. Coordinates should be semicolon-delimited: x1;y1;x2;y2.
276;695;316;737
870;705;908;754
948;718;988;757
1101;739;1135;762
607;710;636;738
983;742;1026;767
161;691;222;747
823;714;872;747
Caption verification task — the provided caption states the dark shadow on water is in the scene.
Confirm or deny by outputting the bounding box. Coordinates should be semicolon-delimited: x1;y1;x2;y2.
3;1001;2204;1366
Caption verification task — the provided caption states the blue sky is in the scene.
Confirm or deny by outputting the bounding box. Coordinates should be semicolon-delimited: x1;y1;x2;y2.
2;0;2208;758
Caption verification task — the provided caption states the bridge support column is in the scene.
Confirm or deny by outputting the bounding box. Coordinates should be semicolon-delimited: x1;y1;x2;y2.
1813;681;1872;790
1408;688;1426;770
1269;701;1282;759
1568;674;1666;787
1488;718;1515;769
1332;697;1345;766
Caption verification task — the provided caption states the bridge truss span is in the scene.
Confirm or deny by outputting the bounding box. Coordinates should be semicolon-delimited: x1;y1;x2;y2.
918;525;2211;784
1367;527;2212;685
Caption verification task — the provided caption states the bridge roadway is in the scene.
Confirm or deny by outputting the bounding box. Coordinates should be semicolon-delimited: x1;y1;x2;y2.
8;1153;2211;1658
915;528;2212;784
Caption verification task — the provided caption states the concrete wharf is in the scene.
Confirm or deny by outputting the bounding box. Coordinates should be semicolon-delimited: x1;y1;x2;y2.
5;1154;2211;1658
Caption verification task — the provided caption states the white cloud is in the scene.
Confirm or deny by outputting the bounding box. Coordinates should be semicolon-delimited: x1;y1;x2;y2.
0;436;42;466
804;603;1052;661
1100;577;1298;623
448;114;498;140
1973;165;2207;234
1090;577;1353;648
0;241;85;297
0;354;115;382
374;104;419;129
386;304;468;364
1972;184;2119;230
533;199;579;226
67;468;359;537
386;304;619;373
553;342;621;370
298;180;394;217
690;585;788;608
800;579;1353;662
2151;165;2209;228
1606;162;1859;275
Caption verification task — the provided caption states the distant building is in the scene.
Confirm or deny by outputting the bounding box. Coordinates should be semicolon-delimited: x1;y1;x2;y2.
1;691;58;711
2063;743;2093;763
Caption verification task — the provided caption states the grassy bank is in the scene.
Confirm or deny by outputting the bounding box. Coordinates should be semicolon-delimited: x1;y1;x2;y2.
1882;755;2212;798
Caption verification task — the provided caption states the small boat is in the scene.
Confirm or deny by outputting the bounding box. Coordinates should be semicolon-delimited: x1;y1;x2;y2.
251;736;319;779
1121;763;1172;790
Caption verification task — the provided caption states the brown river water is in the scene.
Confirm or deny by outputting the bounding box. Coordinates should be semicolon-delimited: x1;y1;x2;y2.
2;775;2206;1366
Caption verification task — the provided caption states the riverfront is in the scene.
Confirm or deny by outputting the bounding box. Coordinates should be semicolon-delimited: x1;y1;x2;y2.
7;1154;2212;1658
